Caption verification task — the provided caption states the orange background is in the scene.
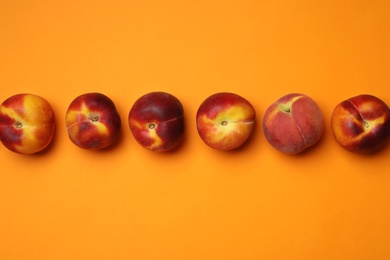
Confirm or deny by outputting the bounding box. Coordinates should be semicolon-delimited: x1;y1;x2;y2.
1;0;390;259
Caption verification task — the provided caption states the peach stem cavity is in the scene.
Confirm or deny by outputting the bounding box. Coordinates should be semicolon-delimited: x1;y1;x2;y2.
89;113;99;122
14;122;23;129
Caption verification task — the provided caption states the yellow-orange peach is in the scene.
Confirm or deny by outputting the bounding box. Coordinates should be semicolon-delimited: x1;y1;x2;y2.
196;92;256;151
263;93;324;154
0;93;55;154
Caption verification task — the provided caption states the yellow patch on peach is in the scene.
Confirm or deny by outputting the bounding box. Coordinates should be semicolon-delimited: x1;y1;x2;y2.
332;107;386;147
65;109;81;126
129;120;164;149
94;122;109;135
66;103;109;136
215;105;253;122
0;106;24;123
365;116;386;131
15;126;40;154
23;95;51;123
80;103;90;115
65;103;92;123
199;105;254;143
358;101;376;113
331;108;352;139
128;120;143;130
266;95;303;120
145;127;164;150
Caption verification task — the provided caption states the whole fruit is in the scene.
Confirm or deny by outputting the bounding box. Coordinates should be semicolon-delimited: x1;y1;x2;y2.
0;93;55;154
263;93;324;154
65;93;121;150
128;91;184;152
196;92;256;151
331;94;390;153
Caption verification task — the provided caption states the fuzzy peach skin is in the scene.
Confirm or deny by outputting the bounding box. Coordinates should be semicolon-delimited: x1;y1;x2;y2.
0;93;55;154
65;93;121;150
263;93;324;154
128;92;184;152
330;94;390;153
196;92;256;151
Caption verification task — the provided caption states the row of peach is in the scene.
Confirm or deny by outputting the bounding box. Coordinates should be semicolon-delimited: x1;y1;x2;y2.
0;91;389;155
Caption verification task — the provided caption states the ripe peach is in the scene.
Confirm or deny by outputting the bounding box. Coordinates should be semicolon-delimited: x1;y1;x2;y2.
330;94;390;153
0;93;55;154
128;91;184;152
65;93;121;150
196;92;256;151
263;93;324;154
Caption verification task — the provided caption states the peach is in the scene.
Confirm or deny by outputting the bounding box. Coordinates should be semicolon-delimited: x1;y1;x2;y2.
0;93;55;154
330;94;390;153
196;92;256;151
263;93;324;154
65;93;121;150
128;91;185;152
